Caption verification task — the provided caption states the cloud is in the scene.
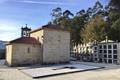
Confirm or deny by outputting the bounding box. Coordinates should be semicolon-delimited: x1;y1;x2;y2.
0;32;18;41
0;19;21;41
17;0;75;6
0;24;18;31
0;20;19;31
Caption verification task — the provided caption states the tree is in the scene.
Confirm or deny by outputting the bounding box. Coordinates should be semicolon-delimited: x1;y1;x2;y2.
51;7;62;19
105;0;120;24
92;1;104;17
108;0;120;12
86;7;92;20
51;8;74;27
50;1;107;45
108;12;120;25
105;0;120;41
81;15;107;43
109;18;120;41
63;10;74;19
76;9;85;17
58;10;74;29
51;7;62;24
71;9;90;45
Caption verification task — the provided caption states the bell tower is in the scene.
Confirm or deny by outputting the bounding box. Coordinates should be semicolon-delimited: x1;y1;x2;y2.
21;24;31;37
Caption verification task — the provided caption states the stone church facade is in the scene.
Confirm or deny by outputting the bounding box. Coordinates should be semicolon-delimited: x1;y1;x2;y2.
6;24;70;66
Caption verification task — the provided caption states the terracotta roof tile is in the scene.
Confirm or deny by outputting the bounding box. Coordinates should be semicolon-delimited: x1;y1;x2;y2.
9;37;40;45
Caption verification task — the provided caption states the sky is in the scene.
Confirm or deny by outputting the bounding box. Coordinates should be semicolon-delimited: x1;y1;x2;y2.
0;0;108;41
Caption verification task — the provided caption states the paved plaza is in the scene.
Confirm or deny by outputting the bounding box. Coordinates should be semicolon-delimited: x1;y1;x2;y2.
20;63;102;78
1;60;120;80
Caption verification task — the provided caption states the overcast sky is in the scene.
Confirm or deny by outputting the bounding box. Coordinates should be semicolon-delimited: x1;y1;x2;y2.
0;0;108;41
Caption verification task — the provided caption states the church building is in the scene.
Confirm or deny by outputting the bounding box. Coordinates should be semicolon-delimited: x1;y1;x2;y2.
6;24;70;66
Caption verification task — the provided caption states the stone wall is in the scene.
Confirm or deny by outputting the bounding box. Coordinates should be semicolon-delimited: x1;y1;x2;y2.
30;30;44;44
6;45;12;66
6;43;42;66
6;28;70;66
43;29;70;64
30;30;44;64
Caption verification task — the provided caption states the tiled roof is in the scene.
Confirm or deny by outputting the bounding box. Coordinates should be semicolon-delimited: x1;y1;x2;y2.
9;37;40;45
30;24;69;33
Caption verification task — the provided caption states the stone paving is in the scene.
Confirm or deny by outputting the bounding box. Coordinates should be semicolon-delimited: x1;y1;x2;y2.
20;63;102;78
1;60;120;80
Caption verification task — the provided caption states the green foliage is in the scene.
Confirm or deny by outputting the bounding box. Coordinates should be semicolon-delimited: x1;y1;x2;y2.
108;0;120;12
91;1;105;18
51;7;62;19
108;12;120;25
106;0;120;41
81;16;106;43
63;10;74;19
109;19;120;41
49;0;120;46
51;7;62;24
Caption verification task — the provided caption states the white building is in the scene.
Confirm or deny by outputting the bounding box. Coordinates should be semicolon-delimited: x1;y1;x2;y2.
72;38;120;64
72;42;97;61
97;40;120;64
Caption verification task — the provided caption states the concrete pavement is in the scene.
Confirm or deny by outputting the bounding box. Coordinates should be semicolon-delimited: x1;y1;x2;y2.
1;61;120;80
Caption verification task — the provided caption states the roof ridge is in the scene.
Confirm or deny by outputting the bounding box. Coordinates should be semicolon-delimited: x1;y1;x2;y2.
30;24;69;33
